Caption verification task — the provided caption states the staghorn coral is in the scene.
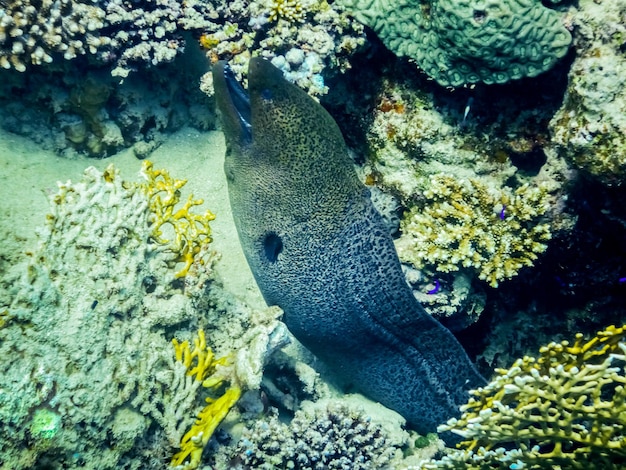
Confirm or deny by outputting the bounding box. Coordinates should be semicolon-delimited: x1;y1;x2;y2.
396;174;553;287
549;0;626;184
423;324;626;469
336;0;572;87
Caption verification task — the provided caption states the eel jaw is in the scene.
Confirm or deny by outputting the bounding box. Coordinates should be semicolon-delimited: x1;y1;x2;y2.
213;61;252;145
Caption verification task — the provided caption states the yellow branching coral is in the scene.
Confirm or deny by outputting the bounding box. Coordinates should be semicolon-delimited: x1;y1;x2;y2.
267;0;306;23
0;309;9;329
171;330;242;469
138;161;215;278
397;174;552;287
424;325;626;469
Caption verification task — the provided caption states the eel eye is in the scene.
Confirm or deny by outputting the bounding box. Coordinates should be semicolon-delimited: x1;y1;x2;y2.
261;88;273;101
263;232;283;263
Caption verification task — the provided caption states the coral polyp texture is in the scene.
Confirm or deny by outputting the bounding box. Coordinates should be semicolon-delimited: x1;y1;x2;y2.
396;174;552;287
227;401;405;469
549;0;626;184
424;324;626;469
337;0;572;86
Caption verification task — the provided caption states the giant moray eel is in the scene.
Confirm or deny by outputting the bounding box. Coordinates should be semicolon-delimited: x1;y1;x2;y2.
213;58;485;438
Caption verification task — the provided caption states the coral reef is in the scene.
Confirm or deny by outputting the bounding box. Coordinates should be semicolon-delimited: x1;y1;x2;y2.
0;0;364;94
424;324;626;469
549;0;626;184
0;163;284;469
402;266;486;329
199;0;365;97
337;0;572;87
0;61;215;157
0;0;364;157
396;174;553;287
0;0;214;77
220;399;411;469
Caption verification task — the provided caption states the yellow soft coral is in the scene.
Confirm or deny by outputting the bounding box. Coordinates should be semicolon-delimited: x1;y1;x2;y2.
397;174;552;287
424;325;626;469
171;330;241;469
138;161;215;278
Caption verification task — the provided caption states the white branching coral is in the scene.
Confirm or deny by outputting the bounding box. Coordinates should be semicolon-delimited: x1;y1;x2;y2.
199;0;365;97
396;174;553;287
267;0;306;23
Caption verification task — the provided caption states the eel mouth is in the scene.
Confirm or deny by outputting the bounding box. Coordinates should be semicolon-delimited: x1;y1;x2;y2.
222;64;252;140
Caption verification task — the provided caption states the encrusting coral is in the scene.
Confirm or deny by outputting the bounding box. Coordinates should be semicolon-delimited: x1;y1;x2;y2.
170;330;242;470
337;0;572;87
423;324;626;469
396;174;552;287
549;0;626;184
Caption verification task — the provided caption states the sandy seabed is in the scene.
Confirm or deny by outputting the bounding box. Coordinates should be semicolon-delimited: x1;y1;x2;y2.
0;126;264;307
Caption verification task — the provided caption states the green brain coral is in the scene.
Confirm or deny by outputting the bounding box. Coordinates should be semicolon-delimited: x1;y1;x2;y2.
338;0;572;86
396;174;552;287
424;324;626;469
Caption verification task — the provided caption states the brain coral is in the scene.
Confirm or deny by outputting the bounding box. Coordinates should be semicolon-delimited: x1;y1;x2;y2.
396;174;552;287
337;0;572;86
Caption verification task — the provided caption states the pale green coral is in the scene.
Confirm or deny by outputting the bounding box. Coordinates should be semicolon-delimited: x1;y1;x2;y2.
337;0;571;86
549;0;626;184
396;174;552;287
423;324;626;469
30;408;62;440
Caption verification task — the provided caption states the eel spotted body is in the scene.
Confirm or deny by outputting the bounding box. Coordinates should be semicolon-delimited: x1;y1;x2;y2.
213;58;485;437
